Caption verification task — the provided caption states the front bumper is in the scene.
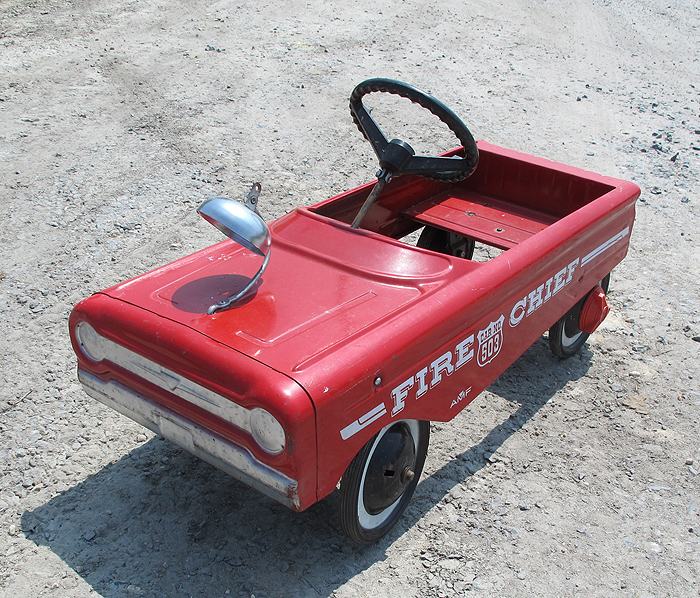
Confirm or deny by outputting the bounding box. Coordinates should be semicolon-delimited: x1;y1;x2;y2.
79;369;301;509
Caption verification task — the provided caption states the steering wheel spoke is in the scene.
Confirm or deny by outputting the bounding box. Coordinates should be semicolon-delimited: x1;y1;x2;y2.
352;106;389;156
402;155;467;176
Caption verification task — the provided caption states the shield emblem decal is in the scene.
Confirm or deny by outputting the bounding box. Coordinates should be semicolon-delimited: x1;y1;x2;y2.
477;315;504;367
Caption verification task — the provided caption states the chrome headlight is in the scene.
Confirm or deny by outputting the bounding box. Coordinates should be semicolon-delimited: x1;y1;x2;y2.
75;321;106;362
250;408;286;455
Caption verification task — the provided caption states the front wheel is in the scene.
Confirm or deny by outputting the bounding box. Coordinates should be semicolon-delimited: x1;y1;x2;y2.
549;274;610;358
339;420;429;544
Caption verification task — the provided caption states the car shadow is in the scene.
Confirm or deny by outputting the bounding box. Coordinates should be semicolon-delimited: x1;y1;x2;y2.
22;337;593;598
398;336;595;534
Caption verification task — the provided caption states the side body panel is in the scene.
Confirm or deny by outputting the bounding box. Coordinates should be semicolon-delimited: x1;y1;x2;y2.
306;145;639;500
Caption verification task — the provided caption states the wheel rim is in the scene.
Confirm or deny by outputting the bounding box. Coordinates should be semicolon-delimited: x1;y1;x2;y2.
561;309;584;348
363;422;416;514
357;420;420;529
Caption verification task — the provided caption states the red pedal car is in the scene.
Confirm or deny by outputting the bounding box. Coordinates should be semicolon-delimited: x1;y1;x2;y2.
69;79;639;543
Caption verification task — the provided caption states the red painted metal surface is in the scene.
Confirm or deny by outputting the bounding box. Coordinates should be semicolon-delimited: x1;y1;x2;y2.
579;286;611;334
69;141;640;511
404;189;553;250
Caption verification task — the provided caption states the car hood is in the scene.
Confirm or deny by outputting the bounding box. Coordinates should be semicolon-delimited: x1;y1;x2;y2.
103;209;463;381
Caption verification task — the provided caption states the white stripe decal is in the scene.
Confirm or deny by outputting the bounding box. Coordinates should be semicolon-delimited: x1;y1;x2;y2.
581;227;629;267
340;403;387;440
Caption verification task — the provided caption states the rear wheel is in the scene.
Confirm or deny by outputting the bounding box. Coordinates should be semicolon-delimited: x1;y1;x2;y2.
549;274;610;358
339;420;429;544
417;226;474;259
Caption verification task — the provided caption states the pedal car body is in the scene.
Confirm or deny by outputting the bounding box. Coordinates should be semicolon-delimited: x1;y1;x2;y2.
70;80;639;543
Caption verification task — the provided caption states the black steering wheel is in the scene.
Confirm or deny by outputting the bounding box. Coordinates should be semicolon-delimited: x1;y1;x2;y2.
350;78;479;182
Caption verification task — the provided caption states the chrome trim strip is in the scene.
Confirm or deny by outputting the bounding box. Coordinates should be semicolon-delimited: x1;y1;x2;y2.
78;370;300;509
95;334;255;435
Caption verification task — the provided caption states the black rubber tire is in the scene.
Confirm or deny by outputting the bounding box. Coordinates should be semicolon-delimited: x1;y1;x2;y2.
339;420;429;544
417;225;475;259
549;274;611;358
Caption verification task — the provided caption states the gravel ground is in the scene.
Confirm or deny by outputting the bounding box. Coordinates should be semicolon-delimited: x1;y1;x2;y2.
1;0;699;597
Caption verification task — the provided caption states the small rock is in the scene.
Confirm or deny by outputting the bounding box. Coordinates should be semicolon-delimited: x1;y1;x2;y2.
686;459;694;466
83;530;96;541
193;529;206;542
472;577;491;591
438;558;462;571
517;571;526;580
622;395;649;415
20;514;38;533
